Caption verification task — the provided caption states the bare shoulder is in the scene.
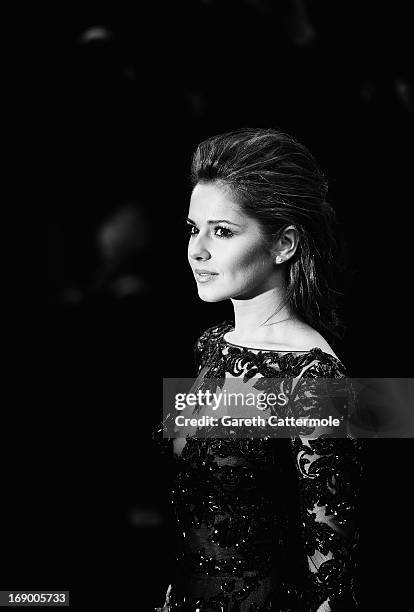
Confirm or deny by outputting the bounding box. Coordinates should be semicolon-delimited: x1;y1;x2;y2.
225;319;340;360
281;321;339;359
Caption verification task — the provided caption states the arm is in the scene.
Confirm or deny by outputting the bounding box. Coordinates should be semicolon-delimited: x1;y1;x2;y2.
288;361;363;611
194;321;232;375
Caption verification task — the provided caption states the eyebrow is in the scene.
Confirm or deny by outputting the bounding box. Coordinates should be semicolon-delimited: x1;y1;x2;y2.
186;217;242;227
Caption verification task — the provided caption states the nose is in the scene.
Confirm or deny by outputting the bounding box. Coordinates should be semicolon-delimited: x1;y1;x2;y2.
188;232;211;262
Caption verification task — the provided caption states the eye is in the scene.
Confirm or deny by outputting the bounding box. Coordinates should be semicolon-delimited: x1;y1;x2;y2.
185;223;234;239
214;226;234;238
186;224;199;237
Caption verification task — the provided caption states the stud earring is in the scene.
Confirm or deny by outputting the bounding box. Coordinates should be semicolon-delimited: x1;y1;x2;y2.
275;256;283;264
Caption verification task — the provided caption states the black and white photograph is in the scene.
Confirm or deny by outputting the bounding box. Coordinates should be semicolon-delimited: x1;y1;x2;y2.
9;1;414;610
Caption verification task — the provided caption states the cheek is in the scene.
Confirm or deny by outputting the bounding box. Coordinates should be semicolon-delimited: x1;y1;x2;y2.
225;242;271;278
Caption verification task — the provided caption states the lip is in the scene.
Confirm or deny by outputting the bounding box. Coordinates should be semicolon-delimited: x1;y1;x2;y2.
194;269;218;275
194;270;219;284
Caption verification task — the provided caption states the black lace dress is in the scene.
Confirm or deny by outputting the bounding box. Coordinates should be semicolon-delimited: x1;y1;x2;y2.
153;322;362;612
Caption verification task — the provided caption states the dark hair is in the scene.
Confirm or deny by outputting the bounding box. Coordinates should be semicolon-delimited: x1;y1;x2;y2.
190;127;346;343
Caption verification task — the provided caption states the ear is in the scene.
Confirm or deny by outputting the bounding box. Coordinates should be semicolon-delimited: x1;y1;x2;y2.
272;225;299;264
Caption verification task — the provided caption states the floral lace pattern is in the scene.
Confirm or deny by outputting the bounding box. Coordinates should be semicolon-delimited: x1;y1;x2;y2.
153;322;363;611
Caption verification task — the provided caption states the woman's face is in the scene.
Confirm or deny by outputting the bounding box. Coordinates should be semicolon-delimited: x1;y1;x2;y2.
187;182;278;302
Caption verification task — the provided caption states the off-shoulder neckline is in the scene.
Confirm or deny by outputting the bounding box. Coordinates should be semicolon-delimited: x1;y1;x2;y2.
220;323;343;363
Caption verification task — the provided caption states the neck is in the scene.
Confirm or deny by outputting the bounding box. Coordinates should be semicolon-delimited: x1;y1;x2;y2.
230;286;295;342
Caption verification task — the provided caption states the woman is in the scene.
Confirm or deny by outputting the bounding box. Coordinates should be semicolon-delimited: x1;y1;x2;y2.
154;128;362;611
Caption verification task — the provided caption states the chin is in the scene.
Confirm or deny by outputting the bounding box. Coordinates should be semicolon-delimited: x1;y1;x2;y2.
197;287;229;303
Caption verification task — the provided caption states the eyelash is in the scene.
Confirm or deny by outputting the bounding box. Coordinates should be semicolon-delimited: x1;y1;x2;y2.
186;224;234;239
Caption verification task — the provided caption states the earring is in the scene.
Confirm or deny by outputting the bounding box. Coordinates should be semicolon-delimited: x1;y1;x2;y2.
275;256;283;264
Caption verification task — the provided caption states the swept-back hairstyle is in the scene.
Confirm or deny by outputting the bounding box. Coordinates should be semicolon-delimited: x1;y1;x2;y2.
190;127;346;343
